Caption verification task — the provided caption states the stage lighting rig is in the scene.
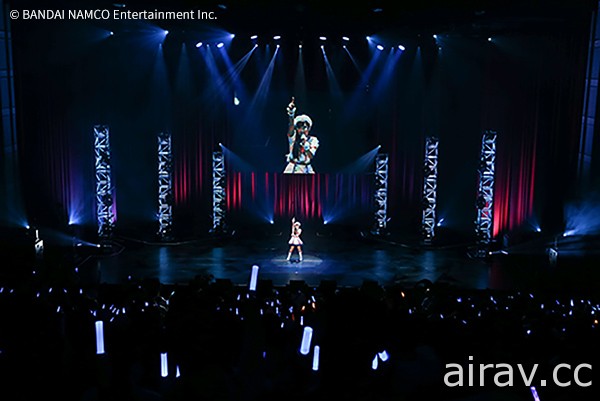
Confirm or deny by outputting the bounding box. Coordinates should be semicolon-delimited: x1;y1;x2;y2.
157;132;173;240
372;153;389;236
212;150;227;234
94;125;116;241
474;130;497;255
421;137;439;244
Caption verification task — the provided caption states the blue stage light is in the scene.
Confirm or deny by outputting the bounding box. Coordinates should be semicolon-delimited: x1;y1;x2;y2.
398;44;405;51
217;42;224;48
376;44;384;51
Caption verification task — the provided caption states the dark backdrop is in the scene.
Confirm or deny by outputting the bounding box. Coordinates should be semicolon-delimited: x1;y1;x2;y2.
5;0;594;241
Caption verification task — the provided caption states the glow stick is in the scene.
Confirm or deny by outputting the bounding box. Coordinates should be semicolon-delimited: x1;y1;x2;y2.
249;265;259;291
312;345;320;371
161;353;168;377
300;327;313;355
95;321;105;355
530;386;541;401
378;350;389;362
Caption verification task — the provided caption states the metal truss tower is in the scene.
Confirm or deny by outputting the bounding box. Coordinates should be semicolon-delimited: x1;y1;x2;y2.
94;125;115;241
212;150;226;233
421;137;439;244
157;132;173;240
373;153;389;235
475;130;497;253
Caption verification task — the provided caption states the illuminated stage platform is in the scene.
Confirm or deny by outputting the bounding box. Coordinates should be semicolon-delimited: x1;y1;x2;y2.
71;228;600;294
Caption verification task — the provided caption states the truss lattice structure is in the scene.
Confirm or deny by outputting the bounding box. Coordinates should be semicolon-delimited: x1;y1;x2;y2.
157;132;173;240
212;150;226;233
421;137;439;244
373;153;389;235
475;130;497;250
94;125;115;240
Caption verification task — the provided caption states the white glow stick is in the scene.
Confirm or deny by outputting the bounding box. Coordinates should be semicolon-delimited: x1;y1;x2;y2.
312;345;320;371
161;353;168;377
300;327;313;355
95;321;105;355
250;265;259;291
378;350;389;362
530;386;541;401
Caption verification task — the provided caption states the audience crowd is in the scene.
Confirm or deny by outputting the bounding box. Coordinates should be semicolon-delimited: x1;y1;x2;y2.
0;264;598;401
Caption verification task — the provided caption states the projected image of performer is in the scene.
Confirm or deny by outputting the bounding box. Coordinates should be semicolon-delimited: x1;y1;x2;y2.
286;217;303;262
284;97;320;174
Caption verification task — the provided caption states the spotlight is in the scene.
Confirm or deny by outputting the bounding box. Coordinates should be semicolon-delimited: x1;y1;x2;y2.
195;41;203;48
273;35;281;40
376;44;384;51
319;36;327;41
109;31;114;36
164;30;169;35
250;35;258;40
366;36;371;41
230;33;235;38
343;45;347;49
536;227;541;233
321;45;324;49
342;36;350;41
299;44;302;49
487;37;492;42
433;34;438;39
398;44;405;51
217;42;224;48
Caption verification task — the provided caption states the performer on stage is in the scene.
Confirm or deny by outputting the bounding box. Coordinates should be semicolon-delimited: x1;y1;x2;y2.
284;97;319;174
286;217;303;262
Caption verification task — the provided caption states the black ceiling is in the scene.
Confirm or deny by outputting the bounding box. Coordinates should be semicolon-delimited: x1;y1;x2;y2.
9;0;596;38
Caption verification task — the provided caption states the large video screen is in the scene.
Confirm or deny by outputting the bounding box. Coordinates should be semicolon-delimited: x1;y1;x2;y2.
228;89;380;175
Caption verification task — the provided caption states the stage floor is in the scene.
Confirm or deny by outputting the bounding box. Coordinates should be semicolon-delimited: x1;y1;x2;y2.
75;228;600;293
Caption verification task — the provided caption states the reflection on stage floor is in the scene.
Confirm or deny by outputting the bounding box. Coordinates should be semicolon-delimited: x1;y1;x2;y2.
80;229;600;293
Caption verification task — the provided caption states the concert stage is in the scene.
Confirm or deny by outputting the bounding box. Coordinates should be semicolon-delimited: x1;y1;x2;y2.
68;227;600;295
